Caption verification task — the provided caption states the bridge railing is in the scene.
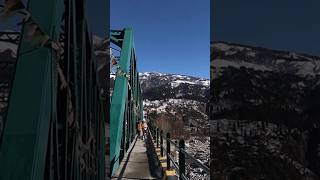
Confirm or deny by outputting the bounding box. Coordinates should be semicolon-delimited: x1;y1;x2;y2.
150;126;210;180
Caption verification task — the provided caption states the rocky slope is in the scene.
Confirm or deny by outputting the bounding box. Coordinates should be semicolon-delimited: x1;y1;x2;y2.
140;72;210;179
210;42;320;180
111;72;210;133
139;72;209;130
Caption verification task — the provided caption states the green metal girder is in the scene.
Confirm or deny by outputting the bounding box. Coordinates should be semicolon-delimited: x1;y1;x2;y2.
110;28;144;176
0;0;106;179
110;28;133;175
0;0;64;179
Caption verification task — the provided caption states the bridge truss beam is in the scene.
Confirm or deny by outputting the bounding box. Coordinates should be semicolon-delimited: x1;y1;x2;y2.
110;28;143;176
0;0;106;180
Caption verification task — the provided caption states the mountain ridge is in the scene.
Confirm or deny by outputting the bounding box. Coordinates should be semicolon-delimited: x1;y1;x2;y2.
213;41;320;58
210;41;320;179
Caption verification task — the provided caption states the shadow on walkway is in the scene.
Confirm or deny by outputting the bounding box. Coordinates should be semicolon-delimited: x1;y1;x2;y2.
114;136;138;179
146;131;163;179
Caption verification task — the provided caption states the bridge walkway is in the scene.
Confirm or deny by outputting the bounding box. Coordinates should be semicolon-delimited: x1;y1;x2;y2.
112;136;158;180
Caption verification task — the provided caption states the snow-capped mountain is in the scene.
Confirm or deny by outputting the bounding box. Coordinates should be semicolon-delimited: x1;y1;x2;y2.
212;42;320;77
140;72;209;89
139;72;209;102
210;42;320;179
111;72;210;130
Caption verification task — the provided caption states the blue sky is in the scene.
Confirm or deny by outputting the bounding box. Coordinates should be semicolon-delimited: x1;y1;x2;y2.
111;0;210;78
213;0;320;56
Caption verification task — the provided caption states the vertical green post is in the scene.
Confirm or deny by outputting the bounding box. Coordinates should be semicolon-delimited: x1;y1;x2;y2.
110;28;133;175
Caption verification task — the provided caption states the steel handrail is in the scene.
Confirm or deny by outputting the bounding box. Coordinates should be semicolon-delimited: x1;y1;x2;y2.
150;126;210;179
160;132;210;174
180;148;210;173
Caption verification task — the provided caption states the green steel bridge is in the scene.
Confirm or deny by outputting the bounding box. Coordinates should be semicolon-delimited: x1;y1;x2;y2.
109;29;210;179
0;0;210;179
110;29;163;179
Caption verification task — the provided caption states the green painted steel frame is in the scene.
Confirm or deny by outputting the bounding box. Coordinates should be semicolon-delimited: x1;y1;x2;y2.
110;28;143;176
0;0;64;179
0;0;106;180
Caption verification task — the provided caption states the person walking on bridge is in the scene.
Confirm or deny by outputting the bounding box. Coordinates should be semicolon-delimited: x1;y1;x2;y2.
137;121;143;140
142;120;148;140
